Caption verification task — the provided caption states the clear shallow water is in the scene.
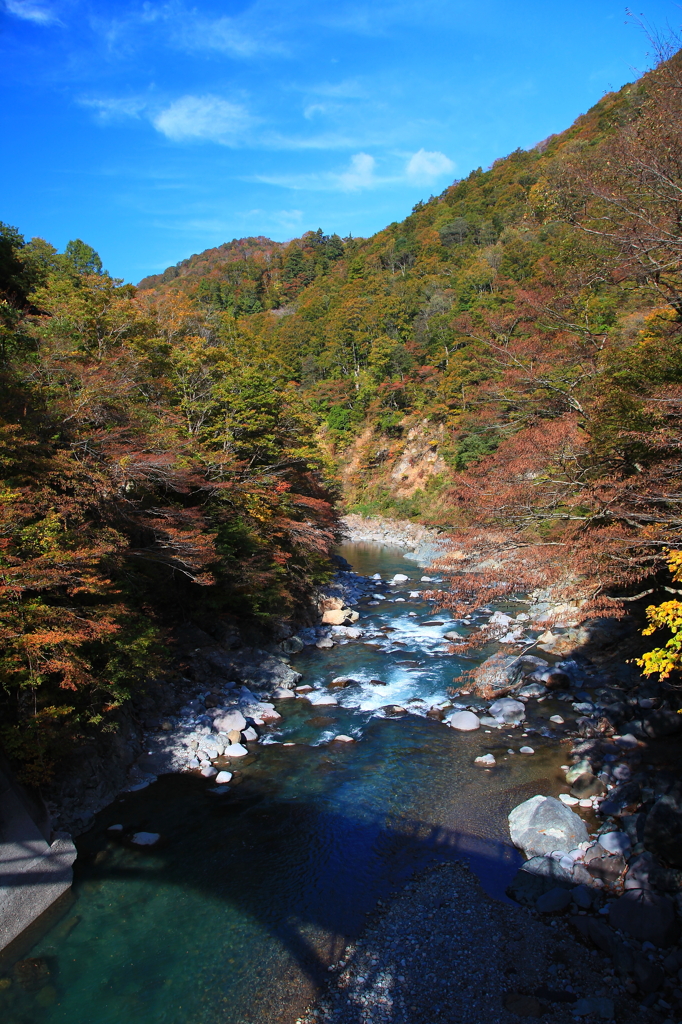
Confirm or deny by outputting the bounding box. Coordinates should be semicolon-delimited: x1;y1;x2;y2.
3;543;567;1024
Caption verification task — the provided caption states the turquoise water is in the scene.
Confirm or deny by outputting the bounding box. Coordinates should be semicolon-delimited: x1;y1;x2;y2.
2;543;566;1024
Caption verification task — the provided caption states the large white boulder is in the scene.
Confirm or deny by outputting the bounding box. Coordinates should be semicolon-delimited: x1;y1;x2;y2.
447;710;480;731
222;743;249;757
508;795;588;857
212;709;247;734
489;697;526;724
392;574;409;582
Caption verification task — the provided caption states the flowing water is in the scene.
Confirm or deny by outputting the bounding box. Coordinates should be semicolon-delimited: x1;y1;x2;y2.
1;542;568;1024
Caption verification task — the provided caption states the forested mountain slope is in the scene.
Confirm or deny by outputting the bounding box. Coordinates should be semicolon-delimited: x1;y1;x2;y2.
2;47;682;778
140;49;682;601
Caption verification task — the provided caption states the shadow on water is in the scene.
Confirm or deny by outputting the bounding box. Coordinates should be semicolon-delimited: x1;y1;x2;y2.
0;753;534;1024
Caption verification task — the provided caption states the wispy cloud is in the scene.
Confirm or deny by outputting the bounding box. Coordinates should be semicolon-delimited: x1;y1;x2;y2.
152;95;254;144
4;0;61;25
80;96;147;122
406;148;455;183
257;149;454;192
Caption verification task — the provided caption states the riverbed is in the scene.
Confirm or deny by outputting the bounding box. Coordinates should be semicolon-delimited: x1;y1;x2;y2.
1;542;570;1024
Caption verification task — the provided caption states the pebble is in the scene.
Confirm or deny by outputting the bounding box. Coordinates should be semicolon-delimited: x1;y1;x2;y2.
474;753;496;765
550;715;564;724
131;832;160;846
215;770;232;783
201;766;218;778
519;746;535;755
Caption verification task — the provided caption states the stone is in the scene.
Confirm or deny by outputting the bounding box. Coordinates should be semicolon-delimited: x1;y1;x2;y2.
643;785;682;867
316;638;334;649
559;794;579;806
598;781;642;817
470;652;527;698
508;795;589;858
107;823;123;832
571;884;593;909
222;743;249;757
570;773;606;799
584;844;626;883
624;852;657;891
280;636;304;654
322;608;352;625
474;753;496;765
241;726;258;742
330;676;356;688
211;709;247;734
296;684;314;693
535;887;572;913
381;705;407;716
641;708;682;739
633;957;664;994
517;682;548;698
272;687;295;699
549;715;564;724
503;994;544;1017
392;574;409;582
489;697;526;724
572;996;613;1018
201;766;218;778
131;832;160;846
599;831;631;857
519;746;535;755
565;759;592;784
609;889;680;947
332;734;355;743
446;710;480;731
215;771;232;783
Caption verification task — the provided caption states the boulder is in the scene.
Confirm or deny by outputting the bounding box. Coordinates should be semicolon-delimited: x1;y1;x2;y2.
584;844;626;883
633;957;664;995
222;743;249;757
598;781;642;817
280;636;304;654
469;652;526;697
624;852;658;891
329;676;356;688
322;608;352;625
272;687;295;699
570;773;606;799
599;831;631;858
508;795;589;858
316;638;334;649
392;574;409;582
446;710;480;731
565;759;591;784
609;889;680;947
517;682;548;698
212;709;247;734
572;997;613;1019
536;887;572;914
643;785;682;867
489;697;526;724
241;726;258;742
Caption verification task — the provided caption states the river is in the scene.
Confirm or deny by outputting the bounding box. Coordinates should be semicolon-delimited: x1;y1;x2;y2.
1;541;568;1024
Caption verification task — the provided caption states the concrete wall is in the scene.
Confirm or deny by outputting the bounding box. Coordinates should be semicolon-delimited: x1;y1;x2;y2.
0;757;77;952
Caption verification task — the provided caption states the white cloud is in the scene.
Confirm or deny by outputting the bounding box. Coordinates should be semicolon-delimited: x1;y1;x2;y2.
152;95;253;144
405;148;455;183
338;152;376;190
4;0;60;24
175;14;282;57
256;152;380;192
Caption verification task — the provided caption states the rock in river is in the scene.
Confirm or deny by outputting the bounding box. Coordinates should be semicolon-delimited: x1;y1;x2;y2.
489;697;525;724
508;795;588;858
131;832;160;846
447;710;480;731
212;709;247;734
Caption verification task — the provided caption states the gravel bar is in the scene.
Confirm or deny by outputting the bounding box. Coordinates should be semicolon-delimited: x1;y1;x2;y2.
297;861;659;1024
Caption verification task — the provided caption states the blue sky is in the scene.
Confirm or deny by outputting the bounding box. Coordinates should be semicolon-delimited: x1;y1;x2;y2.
1;1;679;282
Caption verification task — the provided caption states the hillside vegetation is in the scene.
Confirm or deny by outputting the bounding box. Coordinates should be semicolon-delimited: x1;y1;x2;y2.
2;45;682;778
